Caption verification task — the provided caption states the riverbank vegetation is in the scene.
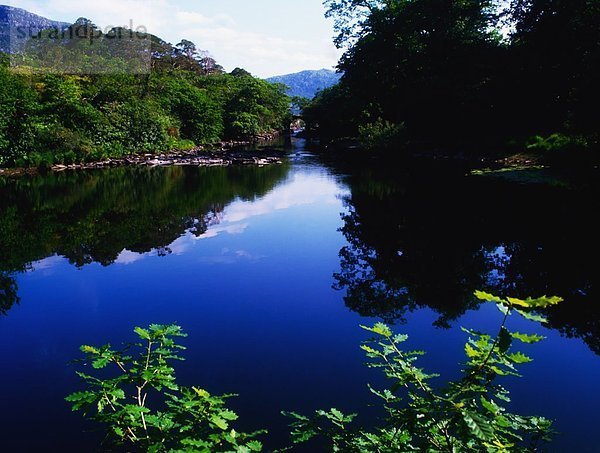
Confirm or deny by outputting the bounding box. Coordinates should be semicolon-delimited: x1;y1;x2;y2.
67;292;560;451
303;0;599;163
0;20;291;168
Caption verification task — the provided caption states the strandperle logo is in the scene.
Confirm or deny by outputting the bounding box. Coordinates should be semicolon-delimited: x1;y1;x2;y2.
12;20;148;42
6;15;152;75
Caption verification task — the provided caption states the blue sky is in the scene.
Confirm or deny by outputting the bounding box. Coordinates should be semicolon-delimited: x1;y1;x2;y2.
8;0;342;77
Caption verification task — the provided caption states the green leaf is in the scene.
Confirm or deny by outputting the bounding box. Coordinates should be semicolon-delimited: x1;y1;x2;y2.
193;387;211;398
511;332;545;344
515;309;548;323
65;391;95;402
283;411;309;422
508;352;533;364
80;345;100;354
506;297;530;308
474;290;503;303
480;397;501;415
211;415;229;430
220;409;239;421
92;357;110;369
360;344;379;355
362;323;393;338
134;327;151;340
491;365;510;376
65;391;97;410
463;411;495;441
465;343;479;359
246;440;263;451
523;296;563;308
330;408;345;421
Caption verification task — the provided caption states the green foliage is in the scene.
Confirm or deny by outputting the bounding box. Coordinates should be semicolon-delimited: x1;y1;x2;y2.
285;291;561;451
65;292;563;451
310;0;599;155
156;76;224;144
0;31;290;168
358;118;406;151
0;64;38;165
526;134;587;152
66;324;265;452
224;76;292;138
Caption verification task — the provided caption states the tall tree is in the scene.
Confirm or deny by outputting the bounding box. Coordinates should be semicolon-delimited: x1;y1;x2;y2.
322;0;505;146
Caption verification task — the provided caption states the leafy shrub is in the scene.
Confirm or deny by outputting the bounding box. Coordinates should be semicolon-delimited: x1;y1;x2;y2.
35;125;94;162
168;138;197;151
67;324;265;452
158;77;225;144
526;133;588;154
525;133;593;166
0;65;38;165
285;292;561;452
229;112;262;138
68;292;561;452
102;100;171;153
358;118;406;151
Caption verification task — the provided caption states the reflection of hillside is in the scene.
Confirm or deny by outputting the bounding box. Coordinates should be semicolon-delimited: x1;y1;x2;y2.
333;160;600;353
0;164;290;313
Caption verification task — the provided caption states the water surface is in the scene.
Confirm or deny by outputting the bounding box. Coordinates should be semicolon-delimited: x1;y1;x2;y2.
0;138;599;451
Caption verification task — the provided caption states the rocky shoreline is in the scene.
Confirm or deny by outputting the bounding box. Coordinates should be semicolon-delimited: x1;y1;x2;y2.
0;137;287;177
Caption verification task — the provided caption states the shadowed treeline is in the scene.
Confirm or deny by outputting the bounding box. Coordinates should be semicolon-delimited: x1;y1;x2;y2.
305;0;599;158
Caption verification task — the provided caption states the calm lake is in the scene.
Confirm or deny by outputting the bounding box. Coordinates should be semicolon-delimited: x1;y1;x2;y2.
1;137;599;451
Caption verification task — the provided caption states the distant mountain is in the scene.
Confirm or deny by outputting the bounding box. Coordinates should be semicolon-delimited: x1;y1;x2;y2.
267;69;342;99
0;5;70;53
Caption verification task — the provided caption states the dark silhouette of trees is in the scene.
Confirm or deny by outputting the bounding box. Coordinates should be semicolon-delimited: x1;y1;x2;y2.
307;0;599;155
330;158;600;352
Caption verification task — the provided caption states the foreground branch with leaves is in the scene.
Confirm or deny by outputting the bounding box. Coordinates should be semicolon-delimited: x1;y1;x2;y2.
66;324;264;452
67;291;561;451
285;292;562;452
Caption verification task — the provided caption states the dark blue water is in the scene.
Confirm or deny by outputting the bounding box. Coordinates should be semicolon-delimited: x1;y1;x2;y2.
0;137;599;451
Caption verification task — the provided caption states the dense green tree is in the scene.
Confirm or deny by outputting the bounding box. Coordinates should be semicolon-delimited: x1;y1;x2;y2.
0;59;38;165
0;18;290;167
310;0;507;148
308;0;598;156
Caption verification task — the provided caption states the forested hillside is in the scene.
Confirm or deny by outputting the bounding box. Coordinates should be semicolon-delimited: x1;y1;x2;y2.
267;69;341;99
0;16;290;167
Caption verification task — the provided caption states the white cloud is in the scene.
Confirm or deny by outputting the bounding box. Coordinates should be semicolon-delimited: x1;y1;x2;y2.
28;254;65;274
175;11;235;28
182;26;340;76
224;172;345;222
196;222;249;240
115;249;146;265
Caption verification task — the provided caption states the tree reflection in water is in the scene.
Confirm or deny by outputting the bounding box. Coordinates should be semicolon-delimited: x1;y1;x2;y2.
0;163;290;314
0;271;19;315
333;160;600;353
